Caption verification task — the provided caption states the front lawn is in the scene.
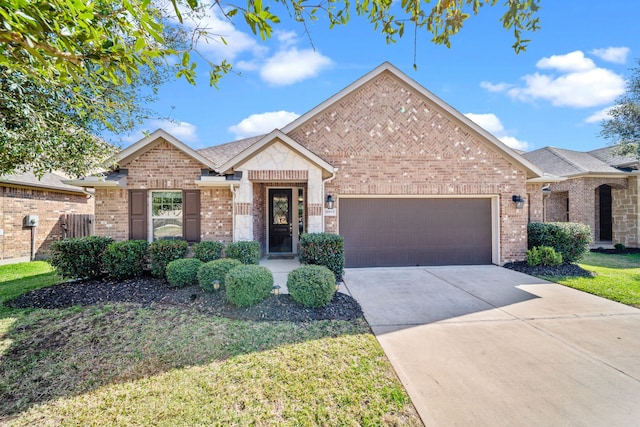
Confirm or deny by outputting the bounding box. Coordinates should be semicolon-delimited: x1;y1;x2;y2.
540;252;640;307
0;262;422;426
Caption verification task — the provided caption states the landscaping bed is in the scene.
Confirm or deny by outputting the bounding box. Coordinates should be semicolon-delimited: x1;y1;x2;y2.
5;275;363;322
503;261;594;277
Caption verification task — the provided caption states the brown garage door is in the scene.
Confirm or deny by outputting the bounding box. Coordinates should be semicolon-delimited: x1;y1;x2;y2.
339;198;492;267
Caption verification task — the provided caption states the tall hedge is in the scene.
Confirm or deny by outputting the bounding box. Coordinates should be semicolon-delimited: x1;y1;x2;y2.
225;240;260;265
149;239;188;278
298;233;345;280
528;222;592;263
102;240;149;280
50;236;114;279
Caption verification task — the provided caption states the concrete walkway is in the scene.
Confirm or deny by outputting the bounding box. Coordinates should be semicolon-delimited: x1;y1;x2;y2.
344;266;640;427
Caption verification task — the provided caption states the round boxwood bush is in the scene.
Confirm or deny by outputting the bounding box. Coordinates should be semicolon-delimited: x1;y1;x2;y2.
193;241;225;262
165;258;203;288
197;258;243;292
225;265;273;307
287;265;336;308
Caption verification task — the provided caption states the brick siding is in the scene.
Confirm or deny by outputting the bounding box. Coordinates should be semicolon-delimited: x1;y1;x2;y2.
95;139;233;243
288;71;531;263
1;185;94;263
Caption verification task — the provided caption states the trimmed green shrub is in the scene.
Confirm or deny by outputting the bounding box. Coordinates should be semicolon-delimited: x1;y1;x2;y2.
197;258;243;292
193;241;224;262
166;258;203;288
225;240;260;265
50;236;114;279
150;239;188;278
287;265;336;308
527;246;563;267
298;233;345;280
614;243;626;252
102;240;149;280
528;222;592;263
225;265;273;307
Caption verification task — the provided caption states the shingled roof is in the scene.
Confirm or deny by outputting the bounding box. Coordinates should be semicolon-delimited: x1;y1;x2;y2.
197;135;265;169
588;146;638;169
523;146;635;177
0;170;89;194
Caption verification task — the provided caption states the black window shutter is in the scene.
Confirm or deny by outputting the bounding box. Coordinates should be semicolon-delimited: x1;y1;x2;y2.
183;189;201;243
129;189;148;240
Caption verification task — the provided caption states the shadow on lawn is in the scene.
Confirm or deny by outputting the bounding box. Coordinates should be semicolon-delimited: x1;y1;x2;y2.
0;279;368;418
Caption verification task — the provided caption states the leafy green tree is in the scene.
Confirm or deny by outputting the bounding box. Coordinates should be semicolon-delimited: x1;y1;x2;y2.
601;59;640;159
0;0;541;177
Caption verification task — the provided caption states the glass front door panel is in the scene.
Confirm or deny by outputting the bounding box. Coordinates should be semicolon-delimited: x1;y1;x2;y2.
269;189;292;253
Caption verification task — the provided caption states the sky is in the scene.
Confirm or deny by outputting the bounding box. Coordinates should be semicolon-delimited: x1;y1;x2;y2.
107;0;640;154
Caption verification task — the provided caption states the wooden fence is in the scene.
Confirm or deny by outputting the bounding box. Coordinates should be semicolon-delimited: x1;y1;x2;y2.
60;214;95;239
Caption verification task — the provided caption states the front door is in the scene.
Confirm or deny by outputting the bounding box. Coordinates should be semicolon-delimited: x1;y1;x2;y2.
268;189;293;253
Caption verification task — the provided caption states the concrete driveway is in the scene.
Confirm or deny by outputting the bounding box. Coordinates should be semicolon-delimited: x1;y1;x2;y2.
343;266;640;427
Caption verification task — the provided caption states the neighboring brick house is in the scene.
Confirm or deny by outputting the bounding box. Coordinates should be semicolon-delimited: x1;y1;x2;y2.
0;171;94;264
69;62;549;267
524;146;639;248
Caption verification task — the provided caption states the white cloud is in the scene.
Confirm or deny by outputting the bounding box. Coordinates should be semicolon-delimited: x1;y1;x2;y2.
585;107;613;124
536;51;595;72
482;51;626;108
480;81;513;92
275;30;298;49
170;0;267;61
150;119;199;143
228;111;300;138
121;119;199;145
464;113;529;150
591;47;630;64
260;48;333;86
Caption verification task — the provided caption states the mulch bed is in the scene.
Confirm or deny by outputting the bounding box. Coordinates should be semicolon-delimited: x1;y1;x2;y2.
590;248;640;255
503;262;594;277
5;276;364;322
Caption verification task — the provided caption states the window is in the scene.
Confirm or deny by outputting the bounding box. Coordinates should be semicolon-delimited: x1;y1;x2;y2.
151;191;182;240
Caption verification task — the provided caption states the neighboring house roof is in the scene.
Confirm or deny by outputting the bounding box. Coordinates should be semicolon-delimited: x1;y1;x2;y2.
0;170;89;194
523;146;635;177
281;61;544;180
198;134;265;169
587;146;638;169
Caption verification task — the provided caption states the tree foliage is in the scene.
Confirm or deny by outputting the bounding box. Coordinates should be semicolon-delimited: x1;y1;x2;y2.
601;59;640;159
0;0;541;177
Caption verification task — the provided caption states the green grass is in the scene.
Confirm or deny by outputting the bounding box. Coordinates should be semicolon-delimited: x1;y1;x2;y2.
541;252;640;307
0;262;422;426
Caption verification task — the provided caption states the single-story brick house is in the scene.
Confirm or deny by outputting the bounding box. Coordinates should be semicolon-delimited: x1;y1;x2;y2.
523;146;639;248
0;170;94;264
68;62;552;267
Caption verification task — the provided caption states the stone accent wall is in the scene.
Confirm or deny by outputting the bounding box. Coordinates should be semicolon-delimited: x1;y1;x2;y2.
545;177;630;244
612;176;639;247
287;71;530;263
1;185;94;263
95;139;233;242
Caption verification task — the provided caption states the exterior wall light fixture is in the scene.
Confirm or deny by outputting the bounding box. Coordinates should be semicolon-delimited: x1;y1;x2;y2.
325;194;334;209
512;195;525;209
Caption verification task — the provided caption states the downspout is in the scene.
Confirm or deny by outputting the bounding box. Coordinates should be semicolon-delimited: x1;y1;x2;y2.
321;169;337;233
230;184;236;243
